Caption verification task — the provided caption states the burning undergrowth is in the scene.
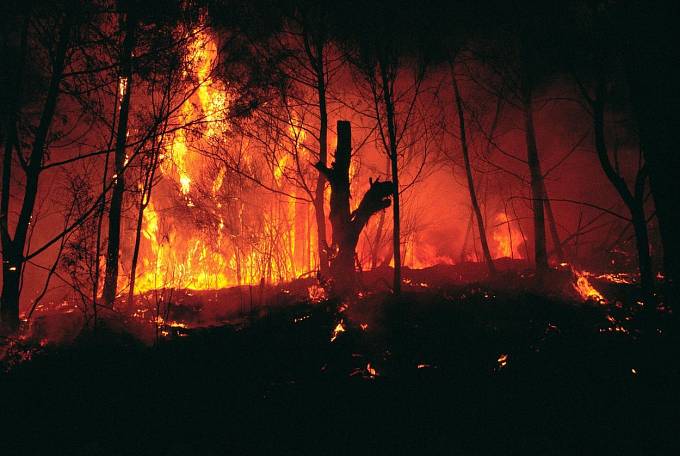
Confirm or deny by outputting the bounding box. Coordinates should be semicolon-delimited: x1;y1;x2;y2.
1;261;668;368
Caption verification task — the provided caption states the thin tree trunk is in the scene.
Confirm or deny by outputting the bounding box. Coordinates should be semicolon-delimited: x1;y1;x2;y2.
103;13;136;307
631;204;653;296
451;66;496;275
127;202;145;308
522;86;549;279
314;101;330;278
379;60;402;295
304;24;331;279
541;181;564;262
127;154;158;307
459;208;473;262
510;198;530;260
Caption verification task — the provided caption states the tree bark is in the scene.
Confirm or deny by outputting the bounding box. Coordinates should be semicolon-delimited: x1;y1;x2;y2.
103;13;136;308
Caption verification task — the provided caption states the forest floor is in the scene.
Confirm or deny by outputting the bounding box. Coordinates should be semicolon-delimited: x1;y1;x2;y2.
1;263;679;455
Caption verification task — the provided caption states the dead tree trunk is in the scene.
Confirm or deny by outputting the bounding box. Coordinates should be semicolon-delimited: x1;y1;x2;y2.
451;67;496;275
102;12;136;308
316;121;393;294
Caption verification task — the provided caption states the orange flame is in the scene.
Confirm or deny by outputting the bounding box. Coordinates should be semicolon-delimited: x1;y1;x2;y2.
573;270;605;304
492;213;523;259
131;28;317;294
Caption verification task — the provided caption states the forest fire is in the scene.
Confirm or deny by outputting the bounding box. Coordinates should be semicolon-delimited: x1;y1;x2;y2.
1;1;678;454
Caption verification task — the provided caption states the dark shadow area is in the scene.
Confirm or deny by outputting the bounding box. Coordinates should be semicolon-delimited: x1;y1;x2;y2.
2;274;678;455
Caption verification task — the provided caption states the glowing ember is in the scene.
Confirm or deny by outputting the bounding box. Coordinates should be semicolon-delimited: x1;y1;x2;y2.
600;314;630;335
497;353;509;369
594;273;635;285
307;284;327;303
366;363;378;378
293;314;311;323
330;320;345;342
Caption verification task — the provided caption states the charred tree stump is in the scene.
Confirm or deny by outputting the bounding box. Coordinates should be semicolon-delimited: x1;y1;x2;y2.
316;121;393;295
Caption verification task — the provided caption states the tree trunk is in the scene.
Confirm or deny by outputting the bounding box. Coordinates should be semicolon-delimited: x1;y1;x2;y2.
459;209;474;263
622;0;679;308
103;14;135;307
304;22;331;279
592;83;653;298
451;67;496;275
1;249;22;332
127;150;159;307
522;88;549;279
541;181;564;262
313;89;330;277
379;60;402;295
316;121;393;295
127;203;144;308
0;18;70;332
632;205;653;297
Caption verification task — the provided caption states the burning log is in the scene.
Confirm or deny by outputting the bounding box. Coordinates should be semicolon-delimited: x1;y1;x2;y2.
315;121;393;294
